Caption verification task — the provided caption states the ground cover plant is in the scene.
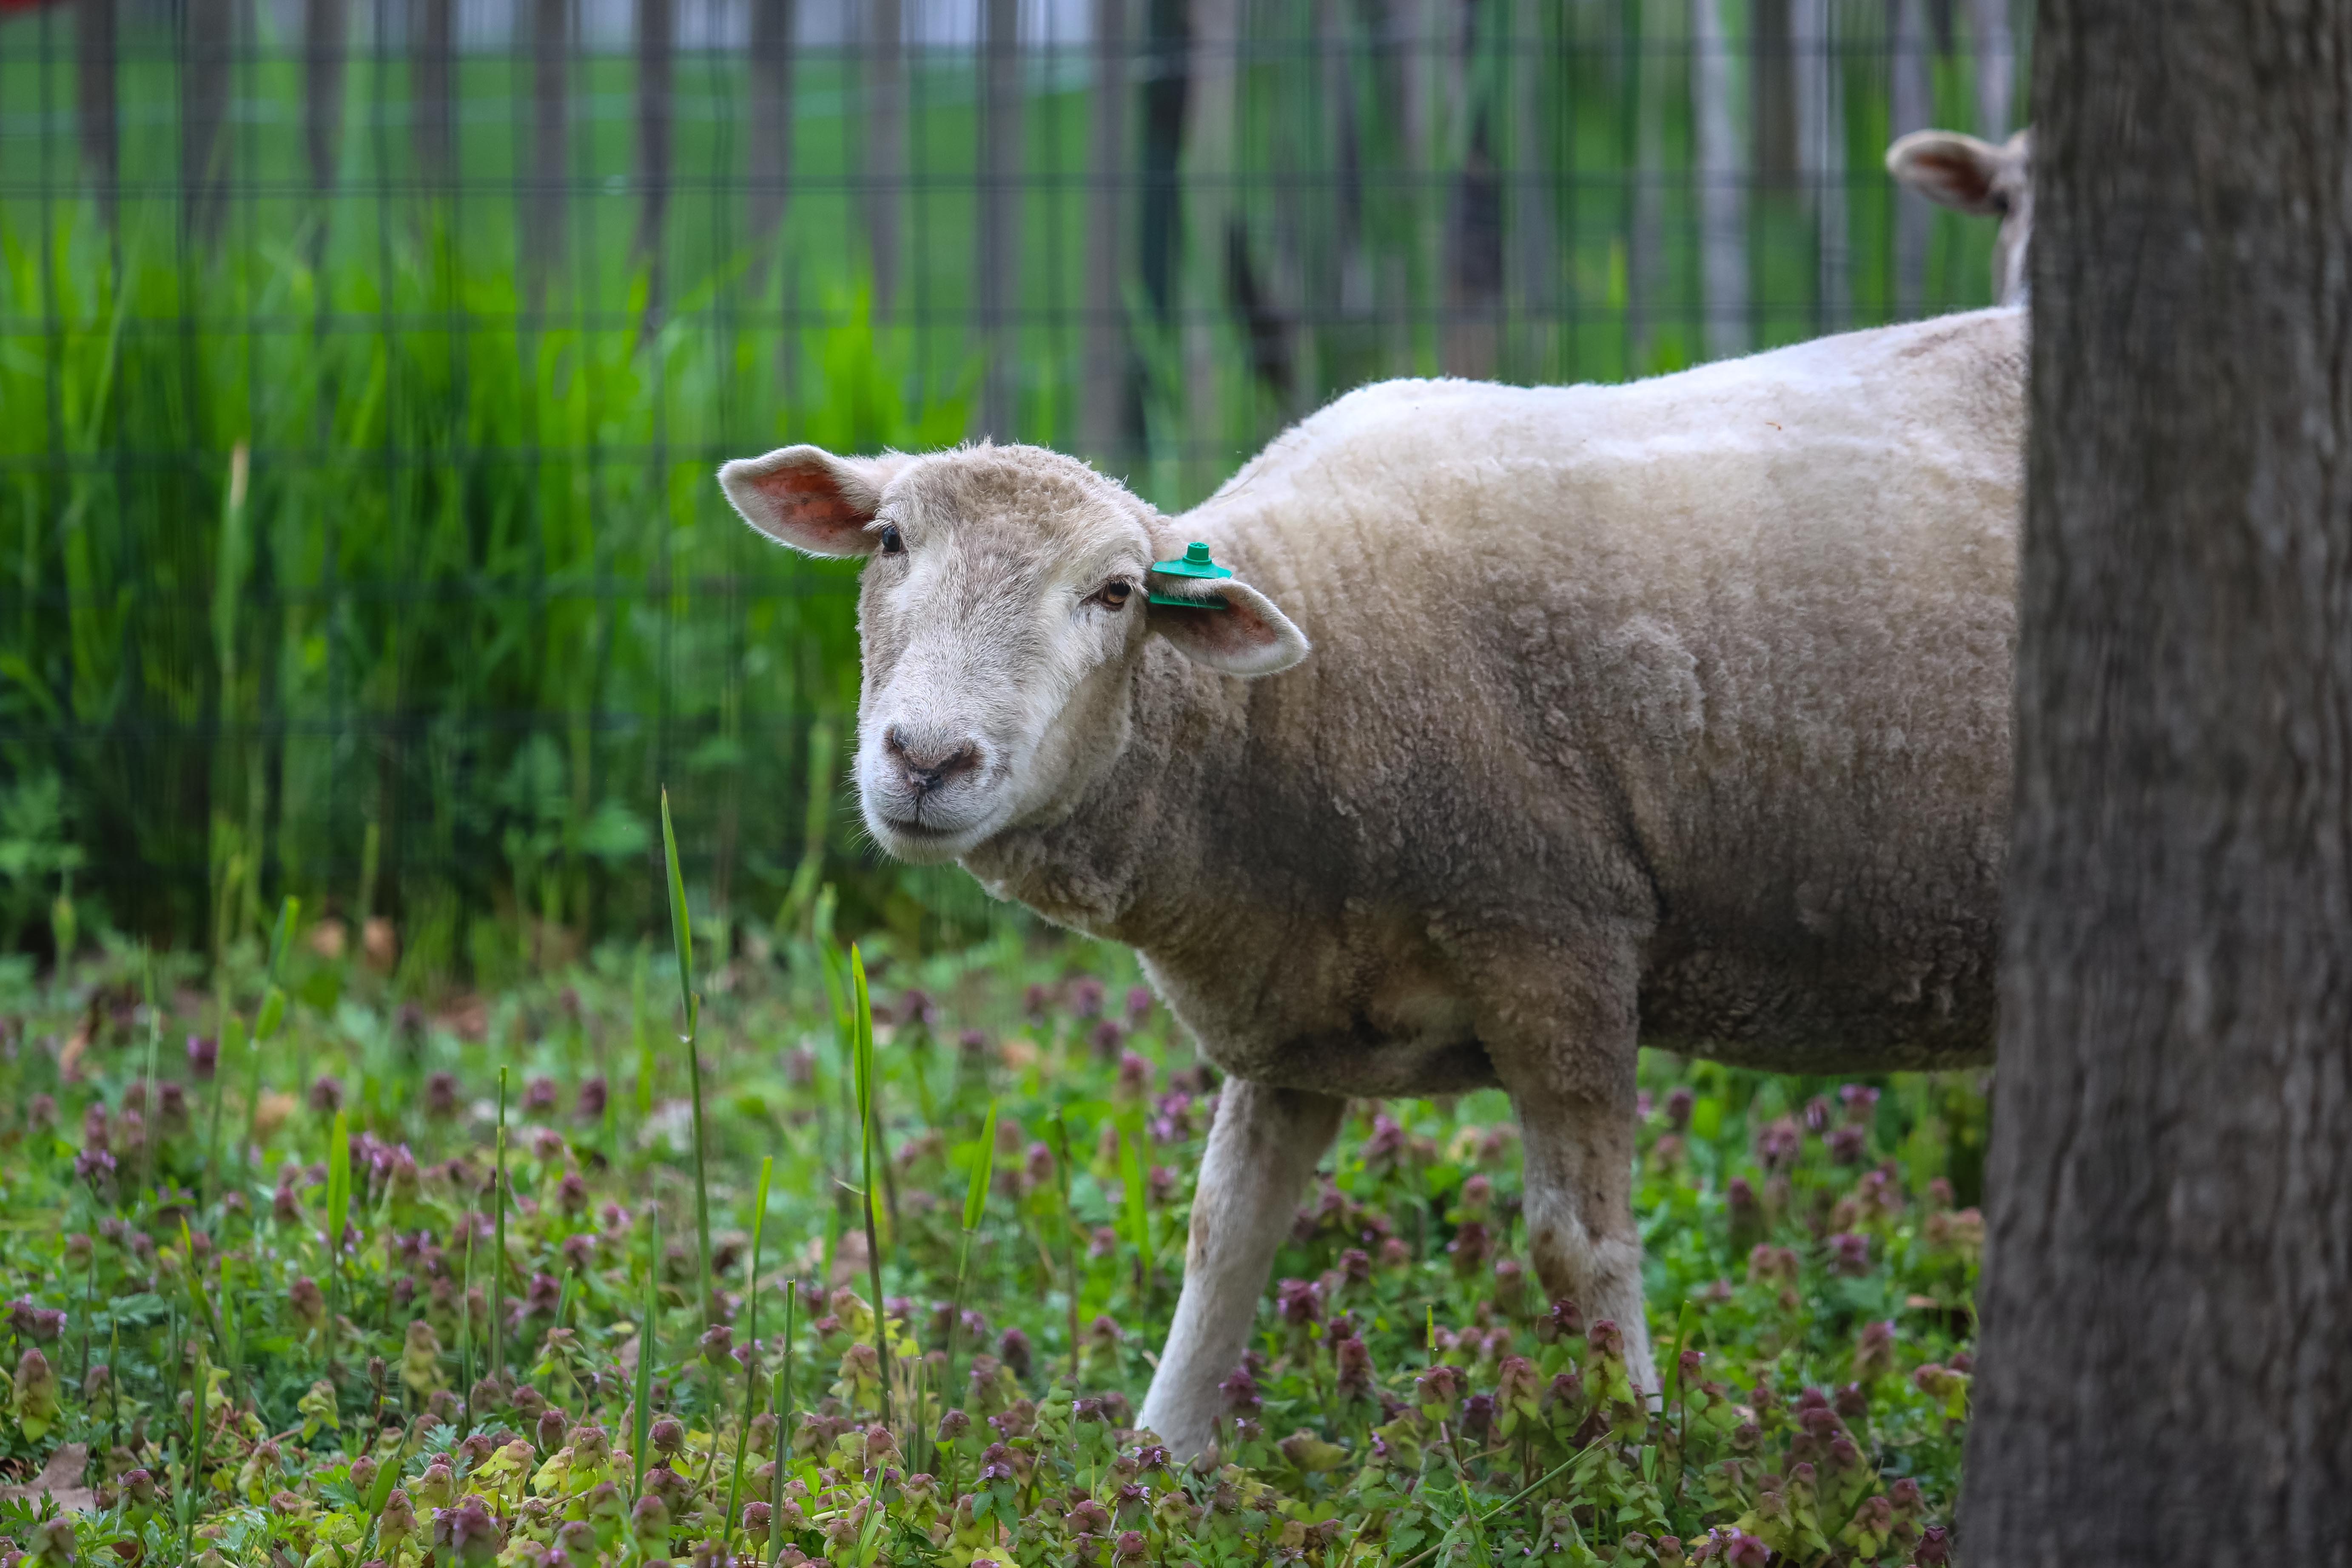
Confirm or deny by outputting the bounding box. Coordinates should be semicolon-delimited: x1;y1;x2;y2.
0;860;1986;1565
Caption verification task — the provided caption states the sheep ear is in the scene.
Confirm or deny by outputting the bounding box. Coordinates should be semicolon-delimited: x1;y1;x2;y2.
1149;576;1310;678
1885;130;2010;216
718;446;907;558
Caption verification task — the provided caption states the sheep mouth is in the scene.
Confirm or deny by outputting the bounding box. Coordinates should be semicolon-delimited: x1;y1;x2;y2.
866;802;992;860
878;814;961;841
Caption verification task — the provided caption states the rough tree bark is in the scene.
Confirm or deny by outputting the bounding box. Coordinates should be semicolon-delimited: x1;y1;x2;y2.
1962;4;2352;1562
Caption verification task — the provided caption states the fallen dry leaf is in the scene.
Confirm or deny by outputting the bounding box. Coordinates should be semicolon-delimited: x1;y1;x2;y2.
0;1442;95;1512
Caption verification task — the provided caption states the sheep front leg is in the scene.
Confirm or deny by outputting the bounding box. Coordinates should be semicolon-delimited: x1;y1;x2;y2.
1139;1079;1345;1457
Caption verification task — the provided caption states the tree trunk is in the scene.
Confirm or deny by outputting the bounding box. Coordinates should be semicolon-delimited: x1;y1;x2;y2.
1967;0;2012;139
1139;0;1190;331
634;0;675;313
864;0;904;315
181;0;236;248
1441;0;1501;379
1623;0;1663;370
1182;0;1236;487
1792;0;1845;331
1080;0;1132;463
1962;4;2352;1563
1751;0;1797;184
76;0;116;231
1888;0;1930;317
1509;0;1554;379
527;0;571;288
1379;0;1429;376
976;0;1022;441
411;0;451;196
747;0;796;263
1691;0;1746;359
303;0;343;197
1312;0;1374;393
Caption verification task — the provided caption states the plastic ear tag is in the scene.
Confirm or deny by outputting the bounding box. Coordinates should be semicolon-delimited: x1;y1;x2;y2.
1147;541;1233;609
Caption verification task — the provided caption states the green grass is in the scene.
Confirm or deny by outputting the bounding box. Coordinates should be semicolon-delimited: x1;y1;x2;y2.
0;877;1984;1566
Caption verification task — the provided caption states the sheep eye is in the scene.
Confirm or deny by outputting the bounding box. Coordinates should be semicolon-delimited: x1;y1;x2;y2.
877;524;905;556
1095;580;1133;610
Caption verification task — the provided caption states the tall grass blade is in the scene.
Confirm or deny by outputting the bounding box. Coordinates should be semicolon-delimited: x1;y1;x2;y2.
963;1101;999;1235
179;1218;242;1409
659;788;695;1024
325;1106;350;1332
769;1277;796;1568
180;1326;205;1563
660;788;715;1328
1051;1113;1081;1389
725;1154;775;1544
943;1097;998;1484
266;896;298;982
849;944;892;1431
634;1203;660;1499
1118;1127;1152;1303
238;1009;265;1173
202;1002;237;1206
492;1067;508;1381
457;1202;475;1428
140;950;159;1198
632;949;654;1123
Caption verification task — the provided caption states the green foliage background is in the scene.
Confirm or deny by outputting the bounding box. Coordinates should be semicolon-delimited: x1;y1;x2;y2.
0;4;2024;967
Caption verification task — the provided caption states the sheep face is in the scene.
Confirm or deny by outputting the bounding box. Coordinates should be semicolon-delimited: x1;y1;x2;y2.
717;444;1307;865
1885;128;2033;305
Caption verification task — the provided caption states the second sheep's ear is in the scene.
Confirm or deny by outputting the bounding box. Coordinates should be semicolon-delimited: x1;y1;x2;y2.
1885;130;2012;216
718;446;909;558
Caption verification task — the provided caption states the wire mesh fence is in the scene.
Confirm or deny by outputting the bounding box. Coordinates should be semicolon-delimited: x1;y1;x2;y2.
0;0;2028;968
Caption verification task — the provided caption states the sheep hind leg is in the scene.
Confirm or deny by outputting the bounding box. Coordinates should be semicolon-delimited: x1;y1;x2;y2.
1477;952;1658;1392
1513;1089;1657;1393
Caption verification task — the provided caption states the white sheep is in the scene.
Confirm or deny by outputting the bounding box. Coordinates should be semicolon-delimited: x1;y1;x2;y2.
718;302;2026;1458
1886;128;2034;305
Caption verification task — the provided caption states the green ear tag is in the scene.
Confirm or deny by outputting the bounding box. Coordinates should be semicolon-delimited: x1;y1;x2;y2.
1148;541;1234;609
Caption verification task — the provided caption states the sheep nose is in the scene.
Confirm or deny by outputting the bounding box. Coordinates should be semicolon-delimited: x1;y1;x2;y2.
884;726;983;795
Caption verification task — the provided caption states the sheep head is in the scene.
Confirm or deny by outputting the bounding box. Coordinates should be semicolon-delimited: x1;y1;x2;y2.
1885;128;2033;307
718;442;1307;865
